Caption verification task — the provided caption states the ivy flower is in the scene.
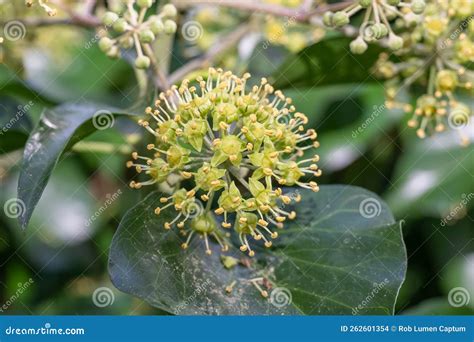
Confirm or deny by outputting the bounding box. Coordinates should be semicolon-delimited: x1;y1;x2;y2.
128;68;321;256
376;0;473;144
98;1;177;68
324;0;426;53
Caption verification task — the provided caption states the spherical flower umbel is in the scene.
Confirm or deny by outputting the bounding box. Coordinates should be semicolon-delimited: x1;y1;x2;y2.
324;0;425;53
128;68;321;256
376;0;474;144
98;1;177;68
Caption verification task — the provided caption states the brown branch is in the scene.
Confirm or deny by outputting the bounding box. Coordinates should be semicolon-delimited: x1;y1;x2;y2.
143;43;171;90
20;0;101;27
168;24;252;85
14;15;100;28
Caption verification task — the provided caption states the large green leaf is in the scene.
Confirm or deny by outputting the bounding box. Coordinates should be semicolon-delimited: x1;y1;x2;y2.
384;125;474;218
272;37;382;89
23;41;135;105
109;185;406;315
284;84;403;172
17;102;141;230
0;96;33;154
0;65;54;106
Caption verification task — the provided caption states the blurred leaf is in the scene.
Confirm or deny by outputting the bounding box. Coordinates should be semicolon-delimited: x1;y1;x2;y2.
2;162;98;273
17;102;141;230
0;96;33;154
23;43;135;105
440;253;474;310
109;185;406;315
385;124;474;218
283;84;403;172
402;298;474;315
272;37;382;89
0;65;53;105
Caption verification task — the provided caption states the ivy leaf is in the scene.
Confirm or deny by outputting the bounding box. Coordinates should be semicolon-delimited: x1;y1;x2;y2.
109;185;406;315
0;64;54;105
384;124;474;218
17;102;141;230
0;96;33;154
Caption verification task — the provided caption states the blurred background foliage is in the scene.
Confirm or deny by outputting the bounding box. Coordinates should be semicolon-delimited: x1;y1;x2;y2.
0;0;472;315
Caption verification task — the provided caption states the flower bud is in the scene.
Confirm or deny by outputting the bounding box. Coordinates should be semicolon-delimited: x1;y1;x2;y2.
358;0;371;7
375;23;388;38
322;12;334;26
218;182;242;212
350;36;368;54
410;0;425;14
137;0;153;8
102;11;119;26
191;213;217;235
332;11;350;27
162;4;177;17
150;19;165;34
113;18;128;33
106;46;120;59
387;0;401;5
139;29;155;43
119;36;134;49
164;20;177;34
135;55;151;69
404;12;420;26
387;34;404;50
98;37;114;52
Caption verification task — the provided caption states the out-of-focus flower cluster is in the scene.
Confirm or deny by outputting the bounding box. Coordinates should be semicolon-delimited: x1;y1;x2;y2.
128;68;321;256
324;0;426;53
184;0;324;66
25;0;57;16
98;0;177;69
375;0;473;144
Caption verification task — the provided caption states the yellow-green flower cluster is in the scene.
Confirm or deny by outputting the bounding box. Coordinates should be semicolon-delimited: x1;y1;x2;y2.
324;0;426;53
25;0;56;16
376;0;473;144
98;1;177;69
185;0;324;65
127;68;321;256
